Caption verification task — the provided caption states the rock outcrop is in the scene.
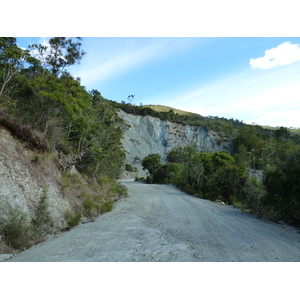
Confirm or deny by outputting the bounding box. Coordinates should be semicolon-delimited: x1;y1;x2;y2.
0;126;71;230
118;110;232;176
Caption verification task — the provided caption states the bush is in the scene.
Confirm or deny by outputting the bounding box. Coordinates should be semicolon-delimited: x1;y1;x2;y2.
83;197;100;218
142;154;162;176
0;197;31;249
263;149;300;225
135;177;145;182
107;181;128;197
100;200;114;213
125;163;136;172
65;212;82;229
153;163;186;184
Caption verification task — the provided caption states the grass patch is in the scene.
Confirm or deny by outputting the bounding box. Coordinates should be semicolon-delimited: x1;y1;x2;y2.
143;104;201;118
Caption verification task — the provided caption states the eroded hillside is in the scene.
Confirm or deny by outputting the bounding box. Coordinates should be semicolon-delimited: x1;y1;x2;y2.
118;110;232;176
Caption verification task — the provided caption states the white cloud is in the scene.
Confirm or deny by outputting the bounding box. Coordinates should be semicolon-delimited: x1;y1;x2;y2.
75;44;159;84
177;79;300;127
249;42;300;69
152;61;300;127
73;38;198;87
247;110;300;128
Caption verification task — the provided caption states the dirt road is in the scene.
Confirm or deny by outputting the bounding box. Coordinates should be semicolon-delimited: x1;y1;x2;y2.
7;179;300;262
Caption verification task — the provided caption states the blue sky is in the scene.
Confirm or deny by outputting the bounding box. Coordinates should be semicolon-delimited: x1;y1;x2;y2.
16;37;300;128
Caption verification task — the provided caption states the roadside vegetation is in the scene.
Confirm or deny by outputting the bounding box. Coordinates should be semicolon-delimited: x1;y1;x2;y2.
116;100;300;227
0;37;127;250
141;122;300;227
112;96;300;227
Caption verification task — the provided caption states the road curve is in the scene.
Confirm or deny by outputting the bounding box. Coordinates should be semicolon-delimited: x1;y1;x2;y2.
7;179;300;262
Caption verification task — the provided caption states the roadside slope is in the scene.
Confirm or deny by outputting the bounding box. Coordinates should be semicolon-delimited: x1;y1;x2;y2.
7;180;300;262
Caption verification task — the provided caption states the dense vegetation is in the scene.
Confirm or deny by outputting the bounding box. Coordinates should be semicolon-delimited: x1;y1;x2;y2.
142;148;263;211
0;37;127;248
0;37;127;181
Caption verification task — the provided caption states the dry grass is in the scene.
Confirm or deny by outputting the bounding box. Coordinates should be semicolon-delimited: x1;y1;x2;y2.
0;110;49;151
143;104;202;118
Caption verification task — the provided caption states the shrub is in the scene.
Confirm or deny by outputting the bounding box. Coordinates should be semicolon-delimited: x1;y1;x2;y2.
107;181;128;198
0;197;31;249
142;154;162;176
65;212;82;229
31;185;54;237
133;156;140;162
153;163;185;184
83;197;100;218
125;163;136;172
100;200;114;213
263;149;300;225
135;176;145;181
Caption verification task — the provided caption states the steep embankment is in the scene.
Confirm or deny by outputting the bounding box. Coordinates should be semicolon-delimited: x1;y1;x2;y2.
118;110;232;176
0;126;70;229
0;123;103;253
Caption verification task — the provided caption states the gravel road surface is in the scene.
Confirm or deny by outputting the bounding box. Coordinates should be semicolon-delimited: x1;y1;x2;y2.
6;179;300;262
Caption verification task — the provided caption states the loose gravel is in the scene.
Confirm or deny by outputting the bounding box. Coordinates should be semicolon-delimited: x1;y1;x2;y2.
6;179;300;262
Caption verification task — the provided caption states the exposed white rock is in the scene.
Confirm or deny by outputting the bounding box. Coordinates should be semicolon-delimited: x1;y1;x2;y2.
118;110;232;176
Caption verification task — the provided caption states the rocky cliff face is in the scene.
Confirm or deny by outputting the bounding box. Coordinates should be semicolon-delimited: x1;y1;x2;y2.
0;127;71;231
118;110;232;176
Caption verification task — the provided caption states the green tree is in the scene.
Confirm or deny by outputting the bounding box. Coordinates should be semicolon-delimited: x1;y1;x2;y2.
166;147;249;203
29;37;85;76
167;145;198;165
142;154;162;176
274;126;290;142
264;148;300;225
14;72;89;135
0;37;30;97
195;151;246;202
233;126;267;169
234;144;250;168
153;163;186;184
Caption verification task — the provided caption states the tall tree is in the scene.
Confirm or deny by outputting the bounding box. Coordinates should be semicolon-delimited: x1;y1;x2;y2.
29;37;86;76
